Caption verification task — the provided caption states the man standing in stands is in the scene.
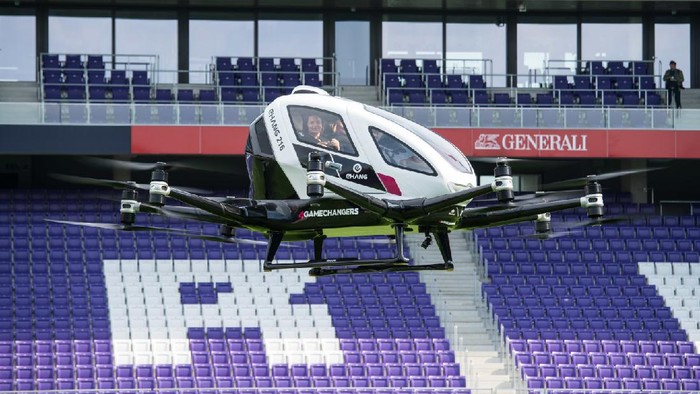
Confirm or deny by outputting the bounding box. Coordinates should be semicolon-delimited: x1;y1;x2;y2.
663;60;684;109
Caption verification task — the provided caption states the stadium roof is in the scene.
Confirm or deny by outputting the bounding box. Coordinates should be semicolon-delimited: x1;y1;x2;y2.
12;0;700;13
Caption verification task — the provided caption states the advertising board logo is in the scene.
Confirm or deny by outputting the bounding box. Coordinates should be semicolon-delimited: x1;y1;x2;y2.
352;163;362;173
474;134;501;150
475;132;588;152
298;208;360;220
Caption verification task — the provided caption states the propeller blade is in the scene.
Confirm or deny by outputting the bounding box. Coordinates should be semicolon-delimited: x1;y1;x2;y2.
184;233;302;248
51;173;149;190
51;173;211;194
521;230;575;240
164;185;214;195
565;216;632;229
542;168;661;190
470;157;575;169
45;219;186;233
474;190;581;204
463;204;516;214
522;216;631;239
184;234;269;245
466;190;584;215
83;157;233;173
357;238;397;245
470;157;534;164
82;157;168;171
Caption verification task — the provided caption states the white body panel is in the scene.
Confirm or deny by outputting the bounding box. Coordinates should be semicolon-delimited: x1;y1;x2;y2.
262;87;477;200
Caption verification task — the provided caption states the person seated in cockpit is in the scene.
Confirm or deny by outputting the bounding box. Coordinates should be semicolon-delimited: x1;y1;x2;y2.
305;114;340;151
327;118;351;153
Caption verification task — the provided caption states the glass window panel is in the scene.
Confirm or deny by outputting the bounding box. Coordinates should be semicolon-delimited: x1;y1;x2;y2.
0;15;36;81
582;23;642;61
446;23;506;87
189;19;254;83
258;20;323;58
49;16;112;55
382;21;442;60
517;24;576;87
655;24;690;85
116;18;177;84
336;21;370;85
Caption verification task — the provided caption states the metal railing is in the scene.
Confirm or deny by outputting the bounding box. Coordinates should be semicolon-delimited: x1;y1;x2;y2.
1;388;700;394
0;102;684;129
211;56;339;98
376;58;493;103
38;54;340;105
39;53;160;101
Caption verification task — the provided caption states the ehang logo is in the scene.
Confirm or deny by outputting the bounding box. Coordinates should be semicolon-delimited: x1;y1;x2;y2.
474;134;501;150
346;162;368;180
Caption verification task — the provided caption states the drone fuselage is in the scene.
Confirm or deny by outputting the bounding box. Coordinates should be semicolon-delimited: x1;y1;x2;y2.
53;85;621;275
245;86;477;203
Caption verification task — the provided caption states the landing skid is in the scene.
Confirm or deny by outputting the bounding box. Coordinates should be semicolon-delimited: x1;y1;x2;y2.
263;257;409;271
262;224;456;276
309;262;454;277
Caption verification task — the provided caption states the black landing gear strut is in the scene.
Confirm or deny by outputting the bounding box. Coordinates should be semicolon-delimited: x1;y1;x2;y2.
262;224;455;276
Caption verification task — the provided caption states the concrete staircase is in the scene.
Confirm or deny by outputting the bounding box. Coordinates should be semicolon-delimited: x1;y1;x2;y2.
677;88;700;109
667;88;700;129
337;85;381;107
0;82;43;123
674;109;700;130
0;81;39;102
408;232;521;394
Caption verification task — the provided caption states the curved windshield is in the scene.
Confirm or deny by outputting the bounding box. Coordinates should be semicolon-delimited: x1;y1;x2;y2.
370;127;435;175
288;105;357;156
364;105;473;174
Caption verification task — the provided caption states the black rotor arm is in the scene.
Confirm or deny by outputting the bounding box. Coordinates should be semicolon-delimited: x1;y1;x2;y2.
160;186;254;224
457;197;582;229
324;179;495;222
323;179;396;219
400;183;495;218
156;205;240;224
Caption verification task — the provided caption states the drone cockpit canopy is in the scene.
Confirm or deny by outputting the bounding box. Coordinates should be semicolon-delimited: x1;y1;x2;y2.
245;86;476;201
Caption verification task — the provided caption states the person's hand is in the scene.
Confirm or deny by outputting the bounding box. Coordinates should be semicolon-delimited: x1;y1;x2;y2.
327;138;340;150
317;139;340;151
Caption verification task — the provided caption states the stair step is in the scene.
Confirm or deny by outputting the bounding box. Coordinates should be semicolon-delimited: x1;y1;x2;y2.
412;232;521;392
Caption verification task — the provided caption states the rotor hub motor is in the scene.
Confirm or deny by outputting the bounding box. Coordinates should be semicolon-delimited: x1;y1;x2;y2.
535;212;551;234
220;225;234;238
583;180;604;218
149;163;169;206
120;187;138;225
493;160;514;203
307;152;326;198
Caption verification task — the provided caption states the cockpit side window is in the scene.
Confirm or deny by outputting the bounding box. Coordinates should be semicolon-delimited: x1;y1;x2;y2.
370;127;436;175
364;105;473;174
288;106;357;156
252;116;274;157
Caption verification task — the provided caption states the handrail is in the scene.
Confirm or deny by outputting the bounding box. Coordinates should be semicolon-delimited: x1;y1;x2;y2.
0;102;676;129
210;55;339;96
38;53;342;104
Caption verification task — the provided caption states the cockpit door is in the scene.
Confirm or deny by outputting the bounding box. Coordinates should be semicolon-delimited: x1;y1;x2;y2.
286;104;390;195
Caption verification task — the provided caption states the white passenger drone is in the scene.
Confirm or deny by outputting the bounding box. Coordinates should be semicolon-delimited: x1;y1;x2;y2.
51;85;647;276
